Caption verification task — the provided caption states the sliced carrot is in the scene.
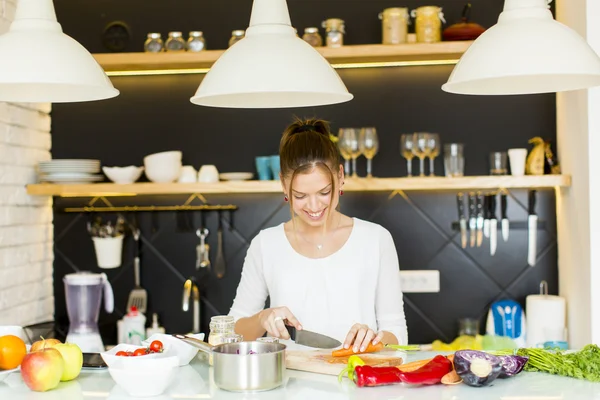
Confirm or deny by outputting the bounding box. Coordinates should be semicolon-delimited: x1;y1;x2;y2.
396;358;433;372
441;369;462;385
331;342;385;357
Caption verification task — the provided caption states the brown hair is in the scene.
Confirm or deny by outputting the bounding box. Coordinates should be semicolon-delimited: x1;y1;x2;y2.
279;117;341;222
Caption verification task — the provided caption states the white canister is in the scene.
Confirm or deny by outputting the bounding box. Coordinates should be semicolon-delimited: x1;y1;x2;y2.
525;281;567;347
379;8;409;45
118;307;147;345
92;236;124;269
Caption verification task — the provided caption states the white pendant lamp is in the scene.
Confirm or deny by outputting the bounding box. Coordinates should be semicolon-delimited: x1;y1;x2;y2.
442;0;600;95
190;0;353;108
0;0;119;102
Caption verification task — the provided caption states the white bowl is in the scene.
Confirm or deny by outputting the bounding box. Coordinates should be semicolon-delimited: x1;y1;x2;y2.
101;343;172;368
108;356;178;397
144;151;182;183
103;166;144;184
142;333;204;367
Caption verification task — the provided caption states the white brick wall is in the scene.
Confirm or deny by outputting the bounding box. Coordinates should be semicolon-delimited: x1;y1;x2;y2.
0;0;55;327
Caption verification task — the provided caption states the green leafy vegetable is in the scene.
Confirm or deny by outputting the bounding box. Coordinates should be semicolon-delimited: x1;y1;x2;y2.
517;344;600;382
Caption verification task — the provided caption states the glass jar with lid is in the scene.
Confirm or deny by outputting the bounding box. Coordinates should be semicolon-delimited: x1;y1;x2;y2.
208;315;236;346
302;27;323;47
322;18;345;48
228;30;246;47
411;6;445;43
187;31;206;52
144;33;164;53
379;8;409;45
165;31;186;52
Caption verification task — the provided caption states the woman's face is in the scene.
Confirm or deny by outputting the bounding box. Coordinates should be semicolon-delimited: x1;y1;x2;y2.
283;165;343;227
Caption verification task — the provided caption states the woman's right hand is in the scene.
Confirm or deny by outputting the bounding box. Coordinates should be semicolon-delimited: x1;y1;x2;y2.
258;306;302;339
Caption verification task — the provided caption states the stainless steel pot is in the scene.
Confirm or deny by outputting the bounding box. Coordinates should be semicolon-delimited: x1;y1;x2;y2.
174;334;286;392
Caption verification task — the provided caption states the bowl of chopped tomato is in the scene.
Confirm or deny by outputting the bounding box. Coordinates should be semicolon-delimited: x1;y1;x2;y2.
101;340;170;368
142;333;204;366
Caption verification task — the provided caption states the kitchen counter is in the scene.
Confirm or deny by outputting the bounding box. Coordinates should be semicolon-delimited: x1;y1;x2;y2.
0;352;598;400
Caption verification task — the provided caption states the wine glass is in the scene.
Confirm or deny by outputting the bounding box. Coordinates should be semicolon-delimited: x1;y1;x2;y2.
359;127;379;178
337;128;353;175
412;133;431;177
426;133;440;176
338;128;361;178
400;134;415;177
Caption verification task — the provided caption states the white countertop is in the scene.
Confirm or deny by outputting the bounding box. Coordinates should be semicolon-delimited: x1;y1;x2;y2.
1;351;599;400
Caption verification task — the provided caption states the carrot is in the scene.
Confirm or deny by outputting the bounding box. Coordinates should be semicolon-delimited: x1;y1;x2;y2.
396;358;433;372
331;342;385;357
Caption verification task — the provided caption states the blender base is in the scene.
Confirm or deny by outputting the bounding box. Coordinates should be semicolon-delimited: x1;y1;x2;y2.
66;332;105;353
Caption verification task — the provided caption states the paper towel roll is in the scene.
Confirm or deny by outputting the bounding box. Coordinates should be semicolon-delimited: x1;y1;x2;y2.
525;294;566;347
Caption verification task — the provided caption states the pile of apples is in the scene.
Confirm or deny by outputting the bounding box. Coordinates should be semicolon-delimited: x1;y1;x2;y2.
21;338;83;392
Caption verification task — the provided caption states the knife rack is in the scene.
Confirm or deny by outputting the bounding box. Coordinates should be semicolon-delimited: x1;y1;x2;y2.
450;221;546;231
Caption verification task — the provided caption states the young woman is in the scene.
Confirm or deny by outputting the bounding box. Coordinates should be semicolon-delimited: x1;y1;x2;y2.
229;118;408;353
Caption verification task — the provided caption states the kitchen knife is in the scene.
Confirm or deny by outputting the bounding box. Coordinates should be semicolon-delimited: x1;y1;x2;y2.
501;192;509;242
528;190;538;267
286;326;342;349
468;192;476;248
490;193;498;256
457;192;467;249
476;192;484;247
483;194;490;239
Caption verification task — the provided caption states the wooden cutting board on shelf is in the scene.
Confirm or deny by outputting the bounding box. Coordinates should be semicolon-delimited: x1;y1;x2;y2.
285;349;406;376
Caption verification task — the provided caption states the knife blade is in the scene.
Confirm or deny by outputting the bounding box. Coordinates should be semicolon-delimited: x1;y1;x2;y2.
490;193;498;256
483;194;490;239
286;326;342;349
528;190;538;266
476;192;484;247
501;192;509;242
468;192;476;248
457;192;467;249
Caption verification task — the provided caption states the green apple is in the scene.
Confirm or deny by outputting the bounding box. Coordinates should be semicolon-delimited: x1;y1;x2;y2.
20;348;64;392
54;343;83;381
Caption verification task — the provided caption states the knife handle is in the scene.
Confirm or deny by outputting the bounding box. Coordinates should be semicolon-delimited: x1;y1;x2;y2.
501;192;507;219
482;194;489;219
468;192;476;217
476;191;483;217
528;190;537;215
285;325;297;341
457;192;464;218
490;193;497;219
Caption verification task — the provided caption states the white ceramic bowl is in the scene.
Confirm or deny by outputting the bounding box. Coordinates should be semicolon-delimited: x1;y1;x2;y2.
101;343;172;368
142;333;204;366
103;166;144;184
144;151;182;183
108;356;178;397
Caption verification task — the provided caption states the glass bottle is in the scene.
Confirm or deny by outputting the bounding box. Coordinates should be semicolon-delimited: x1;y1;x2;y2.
144;33;164;53
302;27;323;47
379;8;409;44
187;31;206;52
411;6;445;43
208;315;235;346
322;18;345;48
165;31;186;52
229;30;246;47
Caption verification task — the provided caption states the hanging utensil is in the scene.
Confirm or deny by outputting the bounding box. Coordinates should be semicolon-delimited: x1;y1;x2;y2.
489;193;498;256
527;190;538;266
127;228;148;313
214;211;226;279
501;192;509;242
468;192;476;248
457;192;467;249
196;228;211;269
476;191;484;247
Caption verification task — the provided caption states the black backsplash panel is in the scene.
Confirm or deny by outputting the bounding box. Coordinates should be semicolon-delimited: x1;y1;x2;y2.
50;0;558;344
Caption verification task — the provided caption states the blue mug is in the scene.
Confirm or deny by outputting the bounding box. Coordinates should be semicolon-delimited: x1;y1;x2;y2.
543;341;568;350
270;155;280;181
255;156;272;180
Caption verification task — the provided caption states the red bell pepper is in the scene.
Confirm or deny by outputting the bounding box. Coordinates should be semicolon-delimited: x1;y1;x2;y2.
353;355;453;387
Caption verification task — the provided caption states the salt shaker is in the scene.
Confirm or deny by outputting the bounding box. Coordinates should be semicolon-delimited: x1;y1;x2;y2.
302;27;323;47
144;33;163;53
165;31;186;52
187;31;206;52
379;8;410;44
322;18;345;48
229;30;246;47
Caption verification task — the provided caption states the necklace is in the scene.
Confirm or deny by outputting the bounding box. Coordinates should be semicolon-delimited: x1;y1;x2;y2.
298;213;341;251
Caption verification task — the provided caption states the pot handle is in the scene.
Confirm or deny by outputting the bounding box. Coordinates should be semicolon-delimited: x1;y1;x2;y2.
173;334;214;354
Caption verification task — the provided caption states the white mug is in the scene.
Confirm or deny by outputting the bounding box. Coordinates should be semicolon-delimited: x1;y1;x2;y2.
178;165;197;183
198;165;219;183
508;148;528;176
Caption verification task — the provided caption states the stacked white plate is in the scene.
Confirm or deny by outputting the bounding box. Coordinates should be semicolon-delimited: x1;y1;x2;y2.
38;159;104;184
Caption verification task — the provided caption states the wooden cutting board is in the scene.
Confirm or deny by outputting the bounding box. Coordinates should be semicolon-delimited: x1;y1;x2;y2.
285;349;406;376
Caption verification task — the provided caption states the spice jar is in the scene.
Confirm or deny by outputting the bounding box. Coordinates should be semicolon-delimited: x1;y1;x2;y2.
302;27;323;47
187;31;206;52
229;30;246;47
322;18;345;48
411;6;445;43
379;8;409;45
208;315;236;345
144;33;164;53
165;31;186;52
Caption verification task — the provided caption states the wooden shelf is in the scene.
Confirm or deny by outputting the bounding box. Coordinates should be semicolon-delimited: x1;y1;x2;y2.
26;175;571;197
93;41;473;73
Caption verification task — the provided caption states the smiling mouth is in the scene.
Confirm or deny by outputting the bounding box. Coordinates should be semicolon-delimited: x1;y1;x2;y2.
305;209;326;220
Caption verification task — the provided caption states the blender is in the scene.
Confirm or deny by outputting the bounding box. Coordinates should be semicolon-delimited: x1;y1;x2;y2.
64;271;114;352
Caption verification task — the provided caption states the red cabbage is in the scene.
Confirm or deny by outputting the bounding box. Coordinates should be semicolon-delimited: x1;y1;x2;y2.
498;355;528;378
454;350;503;387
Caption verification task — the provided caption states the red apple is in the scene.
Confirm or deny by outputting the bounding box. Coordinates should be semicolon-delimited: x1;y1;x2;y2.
20;348;65;392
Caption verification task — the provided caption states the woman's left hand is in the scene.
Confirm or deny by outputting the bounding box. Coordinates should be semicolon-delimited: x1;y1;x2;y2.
343;323;384;353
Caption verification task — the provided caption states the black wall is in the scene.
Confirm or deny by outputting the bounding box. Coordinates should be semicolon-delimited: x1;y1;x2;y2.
50;0;558;345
